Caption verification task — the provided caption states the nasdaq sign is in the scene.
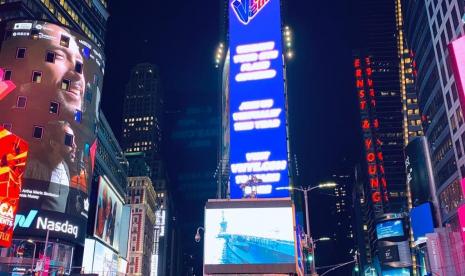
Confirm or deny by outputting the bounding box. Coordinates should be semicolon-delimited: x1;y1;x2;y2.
229;0;289;199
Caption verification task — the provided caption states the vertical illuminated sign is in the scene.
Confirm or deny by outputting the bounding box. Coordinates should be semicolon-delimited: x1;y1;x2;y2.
0;127;28;247
229;0;289;199
449;36;465;116
458;205;465;243
354;57;388;215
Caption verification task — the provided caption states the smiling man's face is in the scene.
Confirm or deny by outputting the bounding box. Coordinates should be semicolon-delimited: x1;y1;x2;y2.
39;24;85;115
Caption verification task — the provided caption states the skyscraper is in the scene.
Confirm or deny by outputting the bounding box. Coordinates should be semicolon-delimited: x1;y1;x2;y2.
355;0;408;213
122;63;163;176
121;63;173;276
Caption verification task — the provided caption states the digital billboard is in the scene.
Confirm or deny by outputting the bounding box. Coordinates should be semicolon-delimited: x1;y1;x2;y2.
229;0;289;198
376;220;404;240
0;127;27;247
449;36;465;116
94;176;123;251
0;20;104;245
82;238;118;275
410;202;434;241
381;268;410;276
204;199;297;274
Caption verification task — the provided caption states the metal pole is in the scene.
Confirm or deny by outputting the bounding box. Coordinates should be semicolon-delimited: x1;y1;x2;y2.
31;241;36;272
40;229;49;276
303;188;317;276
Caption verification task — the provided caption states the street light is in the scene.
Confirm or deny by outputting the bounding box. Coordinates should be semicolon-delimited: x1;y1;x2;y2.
277;182;337;276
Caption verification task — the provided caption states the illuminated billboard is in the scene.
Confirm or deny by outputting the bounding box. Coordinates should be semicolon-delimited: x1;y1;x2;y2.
204;199;297;274
449;36;465;114
0;20;104;245
94;176;123;251
0;127;28;247
376;220;405;240
229;0;289;198
410;202;434;241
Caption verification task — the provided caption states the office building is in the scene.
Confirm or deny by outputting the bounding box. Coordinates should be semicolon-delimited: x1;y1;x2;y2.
126;176;157;276
421;0;465;226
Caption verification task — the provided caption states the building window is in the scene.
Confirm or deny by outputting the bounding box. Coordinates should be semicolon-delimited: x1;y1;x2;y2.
61;79;70;90
60;35;70;48
457;108;464;126
451;115;458;133
32;126;43;139
4;70;12;80
49;102;59;114
75;61;83;74
16;48;26;59
16;96;27;108
45;51;55;63
456;140;463;158
32;71;42;83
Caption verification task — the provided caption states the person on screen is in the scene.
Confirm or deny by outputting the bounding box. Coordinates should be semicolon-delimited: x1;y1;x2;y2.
26;121;76;213
96;186;108;238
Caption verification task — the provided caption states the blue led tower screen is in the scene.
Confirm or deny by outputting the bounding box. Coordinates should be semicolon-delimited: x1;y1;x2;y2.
229;0;289;199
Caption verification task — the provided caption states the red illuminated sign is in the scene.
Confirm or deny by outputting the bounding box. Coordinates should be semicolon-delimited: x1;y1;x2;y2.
0;127;28;247
354;57;389;214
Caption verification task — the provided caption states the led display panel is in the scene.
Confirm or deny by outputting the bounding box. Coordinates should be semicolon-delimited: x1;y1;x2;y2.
0;20;104;245
449;36;465;114
204;199;297;274
410;202;434;241
376;220;405;240
229;0;289;198
94;176;123;251
0;127;27;247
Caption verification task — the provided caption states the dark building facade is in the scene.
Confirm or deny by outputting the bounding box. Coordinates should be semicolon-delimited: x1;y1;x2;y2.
0;0;108;47
355;0;408;214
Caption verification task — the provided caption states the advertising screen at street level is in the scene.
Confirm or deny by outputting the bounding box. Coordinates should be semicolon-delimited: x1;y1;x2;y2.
204;199;298;274
0;127;28;247
229;0;289;198
0;20;104;245
376;220;405;240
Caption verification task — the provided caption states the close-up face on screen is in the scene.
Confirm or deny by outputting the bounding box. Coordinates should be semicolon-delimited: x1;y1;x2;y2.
0;20;104;244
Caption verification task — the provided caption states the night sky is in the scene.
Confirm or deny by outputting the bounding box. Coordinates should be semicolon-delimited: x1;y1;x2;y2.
102;0;363;273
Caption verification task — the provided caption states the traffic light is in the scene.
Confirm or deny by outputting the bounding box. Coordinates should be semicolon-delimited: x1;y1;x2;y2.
354;265;359;272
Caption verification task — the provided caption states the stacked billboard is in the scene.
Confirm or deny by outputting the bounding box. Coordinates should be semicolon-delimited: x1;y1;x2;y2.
0;20;105;246
229;0;289;199
0;127;28;247
204;199;298;274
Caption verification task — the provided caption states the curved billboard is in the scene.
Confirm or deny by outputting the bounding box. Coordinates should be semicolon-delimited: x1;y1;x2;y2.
0;20;105;245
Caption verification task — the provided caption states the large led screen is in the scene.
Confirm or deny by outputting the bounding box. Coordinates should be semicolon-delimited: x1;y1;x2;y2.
410;202;434;241
0;20;104;245
94;176;123;251
229;0;289;199
204;199;297;274
0;127;28;247
376;220;405;240
449;36;465;114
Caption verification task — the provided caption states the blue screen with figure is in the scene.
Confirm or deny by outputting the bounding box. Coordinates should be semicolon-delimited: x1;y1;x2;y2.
229;0;289;199
376;220;404;240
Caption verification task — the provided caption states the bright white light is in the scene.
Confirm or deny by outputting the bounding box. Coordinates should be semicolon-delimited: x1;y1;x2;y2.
287;52;293;58
232;108;282;121
234;121;255;131
235;70;277;82
258;50;279;61
235;173;281;184
254;119;281;129
233;53;259;64
244;185;273;195
239;99;274;111
236;41;275;54
246;151;271;162
240;61;271;72
231;160;287;174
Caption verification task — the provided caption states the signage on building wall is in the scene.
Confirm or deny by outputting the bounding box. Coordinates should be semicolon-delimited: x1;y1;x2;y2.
0;127;28;247
354;57;389;215
449;36;465;119
229;0;289;199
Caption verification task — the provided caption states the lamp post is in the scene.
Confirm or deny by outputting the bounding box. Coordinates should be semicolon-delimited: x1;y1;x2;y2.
26;239;36;272
278;182;337;276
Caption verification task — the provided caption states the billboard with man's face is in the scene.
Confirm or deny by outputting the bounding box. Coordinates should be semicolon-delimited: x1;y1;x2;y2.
94;176;123;251
0;20;104;245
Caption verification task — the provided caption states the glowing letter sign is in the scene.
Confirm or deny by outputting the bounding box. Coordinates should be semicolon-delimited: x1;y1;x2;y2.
0;127;28;247
229;0;289;198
